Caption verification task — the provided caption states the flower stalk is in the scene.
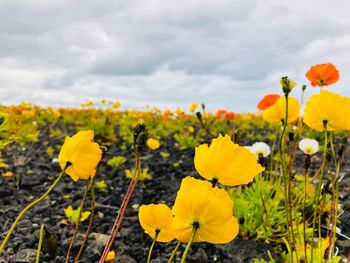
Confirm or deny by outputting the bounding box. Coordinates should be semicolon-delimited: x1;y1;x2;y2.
168;241;182;263
310;124;328;262
99;124;146;262
75;178;96;262
180;223;198;263
147;230;159;263
0;163;69;254
65;179;90;263
35;224;45;263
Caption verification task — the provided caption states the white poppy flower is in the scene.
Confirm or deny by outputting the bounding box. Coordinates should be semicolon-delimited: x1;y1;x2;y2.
298;138;319;155
249;142;271;157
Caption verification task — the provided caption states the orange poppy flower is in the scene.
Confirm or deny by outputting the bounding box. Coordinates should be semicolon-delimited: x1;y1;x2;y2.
257;94;280;110
305;63;339;87
215;109;227;119
225;112;236;120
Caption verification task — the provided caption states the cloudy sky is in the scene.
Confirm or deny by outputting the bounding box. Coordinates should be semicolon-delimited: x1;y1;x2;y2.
1;0;350;112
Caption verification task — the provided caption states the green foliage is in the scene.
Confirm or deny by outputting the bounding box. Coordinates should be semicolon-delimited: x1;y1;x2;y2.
107;156;127;168
229;176;288;247
95;180;108;193
125;168;152;181
174;133;200;150
64;206;91;224
49;127;64;138
160;151;170;158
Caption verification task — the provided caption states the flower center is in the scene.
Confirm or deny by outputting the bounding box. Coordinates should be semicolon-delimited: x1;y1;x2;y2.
192;221;200;230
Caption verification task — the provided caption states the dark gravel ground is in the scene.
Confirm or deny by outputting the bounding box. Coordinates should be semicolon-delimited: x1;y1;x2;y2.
0;124;350;263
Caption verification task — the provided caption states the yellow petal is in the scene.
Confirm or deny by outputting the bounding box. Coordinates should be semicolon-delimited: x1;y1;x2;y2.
172;177;238;244
262;96;300;124
138;204;175;242
304;90;350;131
58;130;102;181
194;135;264;186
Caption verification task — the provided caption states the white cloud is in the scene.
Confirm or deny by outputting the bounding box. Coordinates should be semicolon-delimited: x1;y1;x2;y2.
0;0;350;112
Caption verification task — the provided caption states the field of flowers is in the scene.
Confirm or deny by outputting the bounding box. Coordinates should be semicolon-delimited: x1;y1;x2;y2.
0;63;350;263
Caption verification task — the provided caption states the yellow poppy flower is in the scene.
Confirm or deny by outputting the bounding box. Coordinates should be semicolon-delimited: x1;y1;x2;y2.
194;134;264;186
146;138;160;150
58;130;102;181
172;177;239;244
188;102;199;113
138;204;175;242
262;96;300;124
106;250;116;262
303;89;350;131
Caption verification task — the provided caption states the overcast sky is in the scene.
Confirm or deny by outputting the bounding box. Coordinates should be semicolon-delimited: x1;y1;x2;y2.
0;0;350;112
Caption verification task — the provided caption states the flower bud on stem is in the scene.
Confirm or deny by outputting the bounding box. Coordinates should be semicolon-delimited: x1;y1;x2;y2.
99;125;146;263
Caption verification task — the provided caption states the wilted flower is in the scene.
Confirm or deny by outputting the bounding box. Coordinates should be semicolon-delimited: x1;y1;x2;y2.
303;90;350;131
172;177;239;244
298;138;319;155
262;96;300;124
188;102;199;113
305;63;339;87
58;130;102;181
146;138;160;150
194;134;264;186
257;94;280;110
138;204;175;242
249;142;271;157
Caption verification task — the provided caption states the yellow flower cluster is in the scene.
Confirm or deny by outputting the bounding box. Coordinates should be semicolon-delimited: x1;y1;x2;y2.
138;134;264;251
260;67;350;132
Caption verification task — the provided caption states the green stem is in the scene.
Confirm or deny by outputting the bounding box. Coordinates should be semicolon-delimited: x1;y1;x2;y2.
270;126;280;180
311;126;328;262
303;166;309;263
65;180;90;263
36;224;45;263
0;165;68;254
259;173;271;237
180;225;198;263
288;138;299;262
278;94;294;263
147;231;159;263
168;241;182;263
328;134;341;259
